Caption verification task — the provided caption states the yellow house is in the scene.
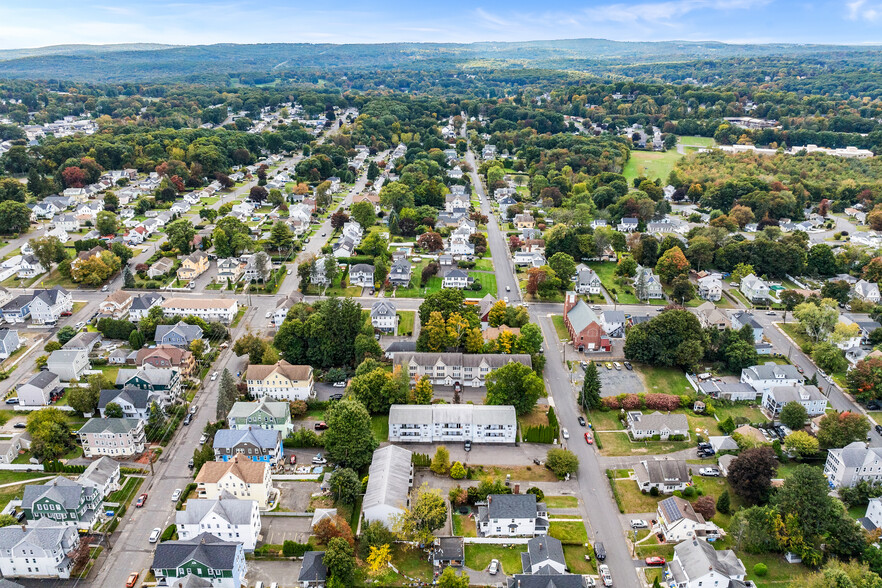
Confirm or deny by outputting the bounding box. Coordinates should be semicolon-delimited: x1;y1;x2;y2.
176;251;210;281
245;360;314;401
514;213;536;229
195;456;274;509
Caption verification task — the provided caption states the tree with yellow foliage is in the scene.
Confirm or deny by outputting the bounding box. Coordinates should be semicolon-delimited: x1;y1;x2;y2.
367;544;392;574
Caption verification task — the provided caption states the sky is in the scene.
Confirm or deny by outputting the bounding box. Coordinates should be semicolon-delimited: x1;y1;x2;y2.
0;0;881;50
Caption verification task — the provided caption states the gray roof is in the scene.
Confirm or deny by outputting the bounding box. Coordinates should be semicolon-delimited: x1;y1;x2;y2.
155;321;204;343
385;341;416;354
481;494;541;520
565;297;601;334
22;370;60;390
164;574;212;588
390;404;516;427
768;384;824;403
22;477;95;510
213;428;280;451
708;436;739;452
63;330;102;350
835;441;882;468
363;445;413;515
673;539;745;581
78;418;141;435
32;286;68;306
743;363;803;381
98;387;152;410
351;263;374;274
393;352;532;371
116;366;177;387
0;329;17;344
2;294;32;312
228;399;290;420
47;349;86;364
659;496;703;524
371;300;396;318
445;269;469;279
507;575;587;588
79;456;120;488
602;310;626;324
731;311;762;330
524;535;565;573
298;551;328;583
152;533;240;571
130;293;163;311
634;459;690;485
629;411;688;432
434;536;464;562
0;523;73;553
176;497;257;526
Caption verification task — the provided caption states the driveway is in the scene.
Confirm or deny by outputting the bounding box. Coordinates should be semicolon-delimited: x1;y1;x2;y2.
274;480;322;512
247;558;303;587
260;515;313;545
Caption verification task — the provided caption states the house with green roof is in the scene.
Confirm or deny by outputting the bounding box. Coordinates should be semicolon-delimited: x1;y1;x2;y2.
227;399;292;433
151;532;246;588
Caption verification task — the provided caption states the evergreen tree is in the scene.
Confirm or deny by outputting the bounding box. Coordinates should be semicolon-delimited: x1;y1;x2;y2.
217;369;237;420
123;265;135;288
580;361;603;410
716;489;730;515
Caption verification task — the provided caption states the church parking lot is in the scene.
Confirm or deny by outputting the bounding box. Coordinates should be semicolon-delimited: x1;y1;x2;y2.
591;362;645;397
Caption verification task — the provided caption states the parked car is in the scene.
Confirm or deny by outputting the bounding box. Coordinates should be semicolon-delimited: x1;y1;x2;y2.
135;493;148;508
645;556;666;566
584;432;593;444
312;453;328;465
464;440;472;452
630;519;648;529
149;528;161;543
578;416;586;427
332;381;346;387
183;414;192;426
189;405;198;415
604;362;613;370
171;489;182;502
329;393;343;401
211;372;218;381
289;455;297;465
13;423;25;429
561;428;569;440
613;362;622;371
699;467;721;477
101;285;108;292
594;542;606;560
199;434;207;446
314;421;328;431
126;573;139;588
868;400;882;411
5;398;18;405
505;286;511;292
876;424;882;436
265;311;272;319
188;459;194;469
488;559;499;575
623;361;633;370
599;564;612;587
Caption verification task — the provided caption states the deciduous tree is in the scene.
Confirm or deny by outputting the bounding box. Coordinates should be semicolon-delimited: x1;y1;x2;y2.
485;362;544;415
728;447;777;505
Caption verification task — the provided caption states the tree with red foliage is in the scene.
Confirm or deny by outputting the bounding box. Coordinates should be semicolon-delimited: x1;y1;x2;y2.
863;257;882;282
644;393;681;411
61;167;87;188
728;447;777;505
215;173;234;188
509;235;522;252
692;496;716;520
249;186;268;205
313;515;355;547
526;267;546;297
655;246;690;283
470;211;488;225
330;210;349;230
846;357;882;403
169;175;185;192
417;231;443;252
817;199;831;217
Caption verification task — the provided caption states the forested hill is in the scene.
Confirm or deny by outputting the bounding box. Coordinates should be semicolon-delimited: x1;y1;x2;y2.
1;39;882;85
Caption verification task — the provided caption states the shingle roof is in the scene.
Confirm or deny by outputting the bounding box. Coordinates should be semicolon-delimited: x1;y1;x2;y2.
245;360;311;382
634;459;690;485
130;293;164;311
659;496;703;524
22;370;59;389
565;296;601;334
213;428;280;452
673;539;745;581
78;456;120;488
524;535;565;572
195;456;268;485
78;418;141;435
175;497;257;526
228;399;290;421
298;551;328;583
98;387;152;410
151;533;240;571
22;477;94;511
630;411;688;432
155;321;204;343
482;494;541;520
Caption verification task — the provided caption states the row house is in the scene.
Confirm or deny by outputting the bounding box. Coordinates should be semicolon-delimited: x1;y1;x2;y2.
393;352;532;387
244;360;314;401
389;404;517;443
161;298;239;324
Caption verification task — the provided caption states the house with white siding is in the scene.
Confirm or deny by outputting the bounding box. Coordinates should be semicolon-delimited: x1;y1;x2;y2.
477;494;548;537
388;404;517;444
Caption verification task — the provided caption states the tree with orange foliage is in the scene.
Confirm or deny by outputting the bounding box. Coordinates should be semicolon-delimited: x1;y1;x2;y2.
655;246;690;283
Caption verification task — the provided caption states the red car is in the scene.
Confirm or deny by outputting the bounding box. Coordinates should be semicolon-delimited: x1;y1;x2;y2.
584;432;593;444
289;454;297;465
135;493;148;508
126;572;139;587
645;556;666;566
314;422;328;431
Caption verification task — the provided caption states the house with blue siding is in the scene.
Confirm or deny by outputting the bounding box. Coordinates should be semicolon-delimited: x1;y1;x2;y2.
154;321;204;348
0;295;32;324
212;429;282;465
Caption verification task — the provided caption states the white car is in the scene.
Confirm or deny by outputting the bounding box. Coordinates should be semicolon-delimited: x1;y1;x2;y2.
332;381;346;387
149;528;161;543
699;467;721;477
599;564;612;587
211;372;218;381
504;296;509;303
265;311;272;319
199;434;208;446
312;453;328;465
561;428;569;440
171;489;182;502
488;559;499;575
630;519;648;529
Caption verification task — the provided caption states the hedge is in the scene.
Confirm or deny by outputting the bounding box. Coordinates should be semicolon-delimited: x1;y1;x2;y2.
522;425;556;444
176;483;197;511
160;524;177;542
44;461;86;473
412;452;431;467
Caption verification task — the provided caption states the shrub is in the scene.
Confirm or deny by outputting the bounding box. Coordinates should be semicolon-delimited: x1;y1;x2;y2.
669;434;686;441
644;393;681;411
160;525;176;542
602;396;621;409
753;563;768;577
649;486;660;497
526;486;545;502
682;486;696;498
620;394;641;410
450;461;466;479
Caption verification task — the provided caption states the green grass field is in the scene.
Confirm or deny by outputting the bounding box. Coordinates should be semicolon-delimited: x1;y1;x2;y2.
623;150;683;182
587;261;639;304
465;543;523;574
678;135;715;147
548;520;589;544
597;431;694;456
396;311;415;336
544;495;579;509
637;365;694;395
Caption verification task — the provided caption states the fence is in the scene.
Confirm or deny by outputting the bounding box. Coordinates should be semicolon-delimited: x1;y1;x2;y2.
0;464;44;471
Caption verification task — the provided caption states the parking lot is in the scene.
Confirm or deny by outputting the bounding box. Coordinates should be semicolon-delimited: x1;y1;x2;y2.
260;515;314;545
583;362;645;397
274;479;322;512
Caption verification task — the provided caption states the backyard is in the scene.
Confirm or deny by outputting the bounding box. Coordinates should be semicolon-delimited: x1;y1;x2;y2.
586;261;639;304
637;365;694;396
596;431;694;456
465;543;522;574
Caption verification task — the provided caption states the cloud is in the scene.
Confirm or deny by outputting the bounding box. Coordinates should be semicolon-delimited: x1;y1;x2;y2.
847;0;881;20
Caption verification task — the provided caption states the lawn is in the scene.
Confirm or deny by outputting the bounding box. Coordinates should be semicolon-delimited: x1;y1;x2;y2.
637;365;694;395
548;520;589;544
375;544;434;585
469;272;497;297
713;403;767;426
0;471;54;485
635;542;675;561
678;136;715;147
518;405;551;428
544;495;579;509
468;464;559;482
106;475;145;505
587;261;639;304
465;543;523;574
587;409;625;431
370;415;388;442
472;259;494;271
597;431;695;457
551;315;569;341
610;478;662;513
452;513;477;537
563;544;596;574
94;364;120;382
728;288;753;308
741;552;812;587
779;322;811;353
396;311;415;336
623;150;683;183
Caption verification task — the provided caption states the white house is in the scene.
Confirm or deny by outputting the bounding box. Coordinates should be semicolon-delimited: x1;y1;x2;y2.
370;300;398;333
668;539;745;588
77;457;122;499
77;418;146;458
349;264;374;288
0;522;80;579
388;404;517;444
393;352;531;388
696;275;722;301
633;459;691;494
442;269;473;289
46;349;89;381
864;497;882;530
627;411;689;440
616;217;638;232
740;363;801;395
195;456;274;509
740;273;771;303
477;494;548;537
176;494;262;551
854;279;881;304
574;268;602;294
761;384;827;417
161;298;239;324
824;442;882;488
17;371;60;406
0;329;21;360
657;497;722;543
29;287;72;325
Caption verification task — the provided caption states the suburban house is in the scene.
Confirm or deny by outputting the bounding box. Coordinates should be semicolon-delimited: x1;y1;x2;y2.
77;418;146;458
349;264;374;287
195;456;274;509
17;255;45;279
22;477;102;530
442;269;473;289
657;497;722;543
0;522;80;579
241;253;271;283
854;279;881;303
136;345;196;378
213;429;282;465
227;400;293;433
98;290;134;319
244;360;314;401
147;257;175;279
601;310;626;338
175;494;262;551
761;384;827;417
0;434;23;464
176;251;210;281
298;551;328;587
388;259;412;287
161;298;239;324
363;445;414;528
98;387;163;420
0;295;32;324
574;268;602;295
696;275;722;301
730;311;764;343
519;536;567;575
216;258;245;284
388;404;517;443
864;497;882;531
740;274;772;303
0;329;20;360
740;363;802;395
432;537;464;570
155;321;204;348
627;411;689;440
46;349;89;381
371;300;398;333
115;367;181;399
478;494;548;537
16;371;61;406
563;292;611;352
77;457;121;499
634;459;691;494
393;352;531;387
668;539;745;588
29;287;72;325
824;442;882;488
634;266;664;300
151;533;247;588
696;302;730;330
62;331;101;352
272;292;304;327
616;217;638;232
